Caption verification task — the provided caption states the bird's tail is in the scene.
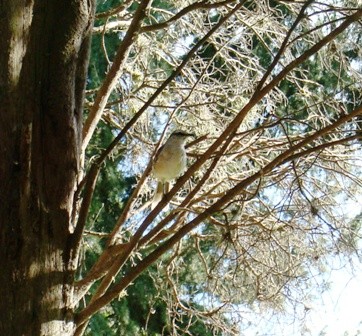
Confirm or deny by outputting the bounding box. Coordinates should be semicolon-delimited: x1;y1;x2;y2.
151;181;169;210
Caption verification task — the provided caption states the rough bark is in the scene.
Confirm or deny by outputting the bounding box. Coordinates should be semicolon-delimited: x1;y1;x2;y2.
0;1;94;335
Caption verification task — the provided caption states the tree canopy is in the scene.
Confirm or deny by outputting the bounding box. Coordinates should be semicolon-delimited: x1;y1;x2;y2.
78;1;362;334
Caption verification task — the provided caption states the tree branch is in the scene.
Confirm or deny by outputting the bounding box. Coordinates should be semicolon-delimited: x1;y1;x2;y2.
255;0;315;92
73;0;246;310
82;0;152;151
141;0;237;33
76;104;362;326
93;0;237;34
95;0;133;19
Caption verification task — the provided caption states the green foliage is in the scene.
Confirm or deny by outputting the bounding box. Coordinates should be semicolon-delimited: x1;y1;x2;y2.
86;263;218;335
86;271;170;336
86;122;134;234
88;33;121;89
252;34;273;69
96;0;123;14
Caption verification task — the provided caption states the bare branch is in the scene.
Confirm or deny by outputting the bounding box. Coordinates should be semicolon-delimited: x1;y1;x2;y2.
255;0;314;92
73;0;247;311
82;0;152;151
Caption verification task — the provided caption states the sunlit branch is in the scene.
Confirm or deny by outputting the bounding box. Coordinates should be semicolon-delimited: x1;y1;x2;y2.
95;0;133;19
73;0;247;319
141;0;237;33
93;0;238;34
75;82;362;330
255;0;314;92
82;0;152;151
74;0;243;267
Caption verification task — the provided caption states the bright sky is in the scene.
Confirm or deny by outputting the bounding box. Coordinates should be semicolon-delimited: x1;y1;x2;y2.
306;258;362;336
239;194;362;336
240;256;362;336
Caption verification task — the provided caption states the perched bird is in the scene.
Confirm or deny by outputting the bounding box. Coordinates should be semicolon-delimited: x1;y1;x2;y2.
152;130;194;206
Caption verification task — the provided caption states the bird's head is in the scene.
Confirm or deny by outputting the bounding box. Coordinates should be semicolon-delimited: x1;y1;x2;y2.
166;130;195;146
170;130;195;139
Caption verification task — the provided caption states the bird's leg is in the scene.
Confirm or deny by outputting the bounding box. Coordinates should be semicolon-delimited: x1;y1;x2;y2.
163;181;170;195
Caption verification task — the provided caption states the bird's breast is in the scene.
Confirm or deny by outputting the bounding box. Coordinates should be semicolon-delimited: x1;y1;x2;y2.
153;146;187;182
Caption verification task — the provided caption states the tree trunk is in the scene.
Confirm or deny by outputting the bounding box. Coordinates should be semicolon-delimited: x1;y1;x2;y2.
0;1;94;335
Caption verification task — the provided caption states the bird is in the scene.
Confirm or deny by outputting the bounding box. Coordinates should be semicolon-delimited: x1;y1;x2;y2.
152;130;194;207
